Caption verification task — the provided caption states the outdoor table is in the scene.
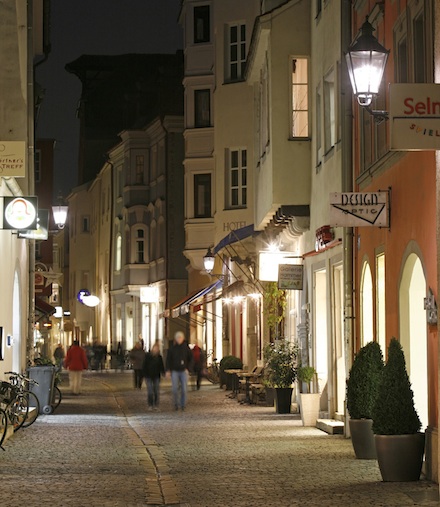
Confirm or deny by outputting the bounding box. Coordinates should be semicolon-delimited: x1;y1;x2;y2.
224;369;244;398
237;372;255;404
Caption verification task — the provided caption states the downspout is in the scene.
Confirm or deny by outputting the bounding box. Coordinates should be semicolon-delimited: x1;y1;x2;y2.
107;160;114;352
341;0;354;435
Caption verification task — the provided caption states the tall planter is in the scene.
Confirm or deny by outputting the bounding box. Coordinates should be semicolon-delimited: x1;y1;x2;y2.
299;393;320;426
349;419;376;459
375;433;425;482
275;387;293;414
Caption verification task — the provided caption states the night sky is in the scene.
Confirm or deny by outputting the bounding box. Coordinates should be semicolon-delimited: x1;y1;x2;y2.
35;0;183;197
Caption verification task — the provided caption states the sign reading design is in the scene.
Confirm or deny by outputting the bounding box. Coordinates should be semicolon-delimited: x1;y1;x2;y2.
3;196;38;230
0;142;26;178
329;192;389;227
390;83;440;150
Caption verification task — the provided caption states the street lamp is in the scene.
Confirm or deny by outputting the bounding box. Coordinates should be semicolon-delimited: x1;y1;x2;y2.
52;199;68;230
203;246;215;274
345;17;389;121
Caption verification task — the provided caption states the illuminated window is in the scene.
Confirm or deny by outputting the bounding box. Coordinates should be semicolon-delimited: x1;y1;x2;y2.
291;58;308;138
376;253;386;353
360;262;373;346
115;234;122;271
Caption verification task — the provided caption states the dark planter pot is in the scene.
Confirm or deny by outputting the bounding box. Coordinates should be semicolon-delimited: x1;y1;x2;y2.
275;387;293;414
349;419;377;459
375;433;425;482
222;372;234;391
265;387;275;407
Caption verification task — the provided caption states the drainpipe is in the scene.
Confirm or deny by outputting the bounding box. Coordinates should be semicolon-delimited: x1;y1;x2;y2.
341;0;354;436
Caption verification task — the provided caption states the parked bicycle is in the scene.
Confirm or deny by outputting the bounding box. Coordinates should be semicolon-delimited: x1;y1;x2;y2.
2;372;40;430
205;350;220;384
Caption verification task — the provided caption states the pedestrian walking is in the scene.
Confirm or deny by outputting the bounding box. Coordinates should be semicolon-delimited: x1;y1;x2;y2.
191;343;206;390
53;343;65;371
166;331;193;411
143;343;165;410
129;342;146;389
64;340;88;395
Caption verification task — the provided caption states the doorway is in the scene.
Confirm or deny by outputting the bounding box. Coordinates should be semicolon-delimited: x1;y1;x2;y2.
314;269;328;413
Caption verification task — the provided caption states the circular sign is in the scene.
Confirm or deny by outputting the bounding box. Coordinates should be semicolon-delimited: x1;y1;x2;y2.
4;197;37;229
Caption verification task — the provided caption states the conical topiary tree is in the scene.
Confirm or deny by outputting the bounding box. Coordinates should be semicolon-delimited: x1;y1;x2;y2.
346;341;384;419
372;338;421;435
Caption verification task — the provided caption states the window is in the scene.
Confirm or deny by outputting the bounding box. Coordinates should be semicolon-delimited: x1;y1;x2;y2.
227;23;246;81
115;234;122;271
194;5;210;44
227;149;247;208
291;58;308;137
135;155;144;184
136;229;145;263
324;70;335;152
194;89;211;127
259;57;269;158
117;166;123;197
81;215;90;233
413;11;425;83
35;150;41;183
360;262;373;347
376;253;386;354
316;86;322;164
194;174;211;218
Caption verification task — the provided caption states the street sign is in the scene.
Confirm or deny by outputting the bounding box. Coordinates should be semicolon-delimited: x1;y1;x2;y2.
278;264;303;290
390;83;440;150
329;192;389;227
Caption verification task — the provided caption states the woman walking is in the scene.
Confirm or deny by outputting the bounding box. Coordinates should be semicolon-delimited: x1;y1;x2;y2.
143;344;165;410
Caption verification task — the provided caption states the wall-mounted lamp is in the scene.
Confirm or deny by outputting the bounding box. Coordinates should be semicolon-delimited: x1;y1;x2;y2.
52;194;68;230
345;17;389;123
203;246;215;274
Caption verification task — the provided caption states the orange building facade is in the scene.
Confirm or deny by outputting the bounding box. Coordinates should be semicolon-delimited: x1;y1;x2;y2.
350;1;437;481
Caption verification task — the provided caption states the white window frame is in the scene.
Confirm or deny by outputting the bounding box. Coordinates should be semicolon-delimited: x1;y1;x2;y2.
226;148;247;209
290;57;309;139
323;68;336;153
226;22;246;82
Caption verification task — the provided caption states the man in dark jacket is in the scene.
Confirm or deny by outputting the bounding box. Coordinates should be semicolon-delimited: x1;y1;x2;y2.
166;331;193;411
143;343;165;410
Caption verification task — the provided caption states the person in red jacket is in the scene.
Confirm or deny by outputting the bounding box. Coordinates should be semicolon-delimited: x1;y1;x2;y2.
64;340;88;395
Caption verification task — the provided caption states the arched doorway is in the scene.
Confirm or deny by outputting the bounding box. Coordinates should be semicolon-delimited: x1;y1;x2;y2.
360;262;373;346
12;271;21;371
399;254;428;429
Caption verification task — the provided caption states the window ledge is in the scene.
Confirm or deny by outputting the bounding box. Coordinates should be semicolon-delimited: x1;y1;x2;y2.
288;137;311;142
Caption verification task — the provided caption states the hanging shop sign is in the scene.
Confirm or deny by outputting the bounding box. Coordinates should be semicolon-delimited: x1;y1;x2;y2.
278;264;303;291
0;141;26;177
18;209;49;239
2;196;38;230
259;252;298;282
140;286;159;304
329;192;389;227
390;83;440;150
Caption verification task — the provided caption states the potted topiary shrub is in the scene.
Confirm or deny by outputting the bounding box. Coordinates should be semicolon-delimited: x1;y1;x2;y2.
297;365;320;427
372;338;424;482
263;340;298;414
219;355;243;390
346;341;384;459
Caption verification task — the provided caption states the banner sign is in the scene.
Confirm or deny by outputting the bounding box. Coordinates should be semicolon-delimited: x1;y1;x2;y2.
329;192;389;227
390;83;440;150
278;264;304;290
0;141;26;177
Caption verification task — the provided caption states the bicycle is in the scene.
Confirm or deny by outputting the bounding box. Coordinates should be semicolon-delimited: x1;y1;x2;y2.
3;372;40;430
205;351;220;384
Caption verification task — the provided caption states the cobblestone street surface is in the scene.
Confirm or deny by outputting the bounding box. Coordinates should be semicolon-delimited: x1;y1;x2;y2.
0;371;438;507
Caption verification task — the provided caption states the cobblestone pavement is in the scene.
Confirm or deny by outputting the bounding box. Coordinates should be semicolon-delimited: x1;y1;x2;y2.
0;371;438;507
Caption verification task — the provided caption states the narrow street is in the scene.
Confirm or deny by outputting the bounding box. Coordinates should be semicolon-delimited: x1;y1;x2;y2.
0;371;438;507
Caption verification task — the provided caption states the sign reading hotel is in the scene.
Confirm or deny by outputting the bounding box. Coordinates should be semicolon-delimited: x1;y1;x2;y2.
390;83;440;151
329;192;389;227
0;141;26;177
278;264;303;290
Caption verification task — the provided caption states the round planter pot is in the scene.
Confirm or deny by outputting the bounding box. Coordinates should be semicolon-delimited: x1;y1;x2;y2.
349;419;376;459
375;433;425;482
299;393;320;427
275;387;293;414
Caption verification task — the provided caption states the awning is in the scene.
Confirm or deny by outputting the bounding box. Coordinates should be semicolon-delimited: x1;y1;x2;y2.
214;224;256;254
170;279;222;318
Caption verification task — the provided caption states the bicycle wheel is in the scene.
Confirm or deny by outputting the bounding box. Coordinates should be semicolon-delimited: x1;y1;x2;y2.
21;391;40;429
6;395;29;432
0;407;7;449
52;386;62;412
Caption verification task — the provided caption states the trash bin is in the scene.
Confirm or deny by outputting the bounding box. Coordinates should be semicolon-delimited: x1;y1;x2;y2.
27;366;56;415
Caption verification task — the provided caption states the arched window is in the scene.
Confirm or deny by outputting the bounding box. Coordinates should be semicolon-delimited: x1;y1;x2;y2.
115;234;122;271
360;262;373;346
